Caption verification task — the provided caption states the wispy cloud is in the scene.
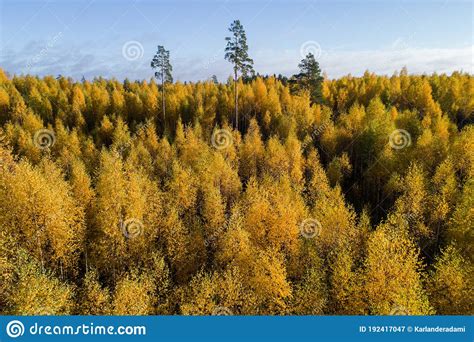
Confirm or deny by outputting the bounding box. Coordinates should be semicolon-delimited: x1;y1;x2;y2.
1;40;472;81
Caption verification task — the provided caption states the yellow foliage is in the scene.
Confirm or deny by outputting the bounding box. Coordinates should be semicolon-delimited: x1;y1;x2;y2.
0;69;471;315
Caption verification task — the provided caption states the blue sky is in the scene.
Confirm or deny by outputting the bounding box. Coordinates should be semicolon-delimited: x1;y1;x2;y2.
0;0;472;81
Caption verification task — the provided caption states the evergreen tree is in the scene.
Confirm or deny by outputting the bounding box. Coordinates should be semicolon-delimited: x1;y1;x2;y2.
225;20;254;129
294;53;324;104
151;45;173;131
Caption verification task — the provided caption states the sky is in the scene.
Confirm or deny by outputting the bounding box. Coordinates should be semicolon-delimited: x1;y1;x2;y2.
0;0;472;82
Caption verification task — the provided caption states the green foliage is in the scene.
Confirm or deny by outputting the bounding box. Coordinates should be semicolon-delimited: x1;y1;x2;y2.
294;53;324;104
225;20;254;79
151;46;173;84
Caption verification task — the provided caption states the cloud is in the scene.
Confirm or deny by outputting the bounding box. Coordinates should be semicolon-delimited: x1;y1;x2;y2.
321;46;473;77
253;45;473;78
1;41;472;81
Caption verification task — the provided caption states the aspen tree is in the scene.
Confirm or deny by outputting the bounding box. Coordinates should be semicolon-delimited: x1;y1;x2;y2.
364;218;433;315
427;245;473;314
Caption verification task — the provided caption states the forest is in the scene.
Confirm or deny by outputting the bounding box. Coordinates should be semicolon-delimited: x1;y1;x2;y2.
0;57;473;315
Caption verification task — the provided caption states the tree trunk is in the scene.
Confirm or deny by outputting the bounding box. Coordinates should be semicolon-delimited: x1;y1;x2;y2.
234;67;238;130
162;69;166;132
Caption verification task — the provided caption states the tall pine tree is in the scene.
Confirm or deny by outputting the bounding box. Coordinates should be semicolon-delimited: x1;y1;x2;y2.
151;45;173;131
225;20;254;129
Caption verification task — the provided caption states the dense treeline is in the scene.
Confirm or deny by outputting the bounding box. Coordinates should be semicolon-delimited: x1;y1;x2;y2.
0;67;472;315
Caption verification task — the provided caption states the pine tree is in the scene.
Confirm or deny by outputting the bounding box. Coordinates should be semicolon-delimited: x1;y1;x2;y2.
225;20;254;129
151;45;173;131
294;53;324;104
